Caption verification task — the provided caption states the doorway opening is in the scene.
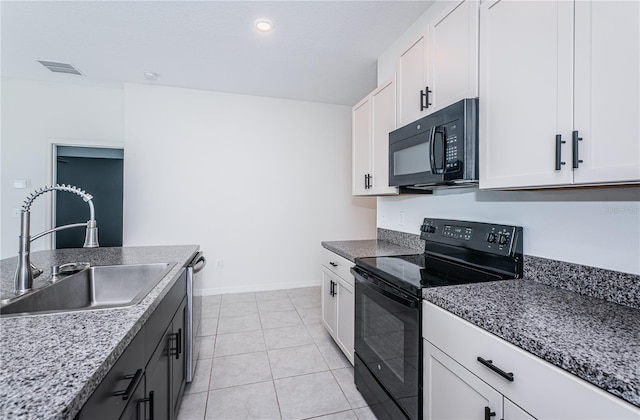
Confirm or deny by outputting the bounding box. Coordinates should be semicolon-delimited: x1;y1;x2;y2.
54;145;124;249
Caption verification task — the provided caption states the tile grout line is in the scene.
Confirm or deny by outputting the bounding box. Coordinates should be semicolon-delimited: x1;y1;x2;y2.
261;323;284;420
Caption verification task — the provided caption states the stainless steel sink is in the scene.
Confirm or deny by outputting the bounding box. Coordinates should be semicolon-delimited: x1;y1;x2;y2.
1;263;175;317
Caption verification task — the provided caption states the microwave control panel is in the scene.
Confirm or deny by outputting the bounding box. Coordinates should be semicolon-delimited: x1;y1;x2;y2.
443;120;462;172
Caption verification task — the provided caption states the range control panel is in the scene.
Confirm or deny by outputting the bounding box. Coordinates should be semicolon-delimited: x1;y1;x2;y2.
420;218;523;257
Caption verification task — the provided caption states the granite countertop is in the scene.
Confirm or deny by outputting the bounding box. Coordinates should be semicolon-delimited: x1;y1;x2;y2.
423;280;640;408
321;239;421;262
0;245;199;419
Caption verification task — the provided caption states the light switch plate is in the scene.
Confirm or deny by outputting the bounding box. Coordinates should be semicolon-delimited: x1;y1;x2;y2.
13;180;28;189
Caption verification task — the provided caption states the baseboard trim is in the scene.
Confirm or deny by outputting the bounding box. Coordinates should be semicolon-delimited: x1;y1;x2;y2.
197;280;321;296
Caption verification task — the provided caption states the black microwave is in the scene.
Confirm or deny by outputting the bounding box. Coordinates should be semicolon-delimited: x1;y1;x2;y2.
389;98;479;191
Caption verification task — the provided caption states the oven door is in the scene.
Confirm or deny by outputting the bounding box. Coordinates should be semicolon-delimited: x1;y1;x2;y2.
353;267;421;420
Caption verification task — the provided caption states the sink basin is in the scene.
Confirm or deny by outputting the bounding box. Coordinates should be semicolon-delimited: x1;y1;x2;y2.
1;262;175;317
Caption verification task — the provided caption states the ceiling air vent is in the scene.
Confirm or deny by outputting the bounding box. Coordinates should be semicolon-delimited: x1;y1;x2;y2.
37;60;83;75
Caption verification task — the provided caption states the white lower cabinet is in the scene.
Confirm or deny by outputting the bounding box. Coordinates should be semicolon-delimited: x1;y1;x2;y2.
423;301;640;419
424;341;503;420
321;248;355;364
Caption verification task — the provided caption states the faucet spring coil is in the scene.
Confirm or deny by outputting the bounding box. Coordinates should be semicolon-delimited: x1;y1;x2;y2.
21;184;93;212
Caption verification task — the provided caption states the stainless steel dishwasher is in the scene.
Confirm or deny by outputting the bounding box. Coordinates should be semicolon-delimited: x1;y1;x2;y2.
185;251;206;382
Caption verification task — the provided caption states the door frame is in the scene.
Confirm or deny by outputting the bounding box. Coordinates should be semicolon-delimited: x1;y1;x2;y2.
49;140;124;249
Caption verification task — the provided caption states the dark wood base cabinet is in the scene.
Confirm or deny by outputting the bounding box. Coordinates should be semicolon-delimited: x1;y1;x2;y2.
76;269;187;420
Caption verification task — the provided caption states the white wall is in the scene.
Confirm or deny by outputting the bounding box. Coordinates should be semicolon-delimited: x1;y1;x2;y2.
0;78;124;258
124;84;376;294
375;2;640;275
378;188;640;274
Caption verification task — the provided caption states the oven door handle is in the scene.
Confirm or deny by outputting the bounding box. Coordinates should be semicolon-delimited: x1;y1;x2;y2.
351;267;419;309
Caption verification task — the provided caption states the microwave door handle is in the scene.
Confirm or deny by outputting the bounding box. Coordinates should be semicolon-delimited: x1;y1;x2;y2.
429;126;437;174
438;127;447;174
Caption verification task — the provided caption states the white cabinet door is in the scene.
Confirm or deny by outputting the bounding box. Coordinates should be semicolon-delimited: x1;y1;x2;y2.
321;268;337;337
370;78;397;195
352;97;372;195
424;340;503;420
573;0;640;184
335;279;354;365
479;0;574;189
504;398;536;420
398;35;428;125
429;0;478;112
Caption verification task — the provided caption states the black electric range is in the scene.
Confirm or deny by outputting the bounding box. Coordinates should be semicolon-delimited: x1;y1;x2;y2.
351;218;523;420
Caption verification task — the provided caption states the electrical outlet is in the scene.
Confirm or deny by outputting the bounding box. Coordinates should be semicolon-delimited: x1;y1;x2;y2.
399;211;405;227
216;259;224;269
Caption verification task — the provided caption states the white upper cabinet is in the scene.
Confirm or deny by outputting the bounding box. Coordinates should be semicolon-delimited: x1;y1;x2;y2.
352;78;398;196
397;0;479;126
352;97;372;196
428;0;479;112
370;79;397;195
479;0;574;189
480;0;640;189
398;35;428;125
572;0;640;184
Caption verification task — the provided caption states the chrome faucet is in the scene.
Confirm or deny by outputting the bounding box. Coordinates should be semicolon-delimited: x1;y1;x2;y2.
14;184;99;295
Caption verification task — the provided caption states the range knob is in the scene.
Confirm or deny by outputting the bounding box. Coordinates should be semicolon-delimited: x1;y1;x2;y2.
425;225;436;234
487;232;497;243
498;234;510;246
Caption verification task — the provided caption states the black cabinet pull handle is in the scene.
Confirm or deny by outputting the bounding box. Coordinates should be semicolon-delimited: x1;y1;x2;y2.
572;130;583;168
477;357;514;382
420;86;432;111
139;391;154;420
329;262;338;267
329;280;333;297
177;328;182;359
113;368;143;400
331;280;336;297
555;134;566;170
169;333;179;357
484;406;496;420
365;174;371;189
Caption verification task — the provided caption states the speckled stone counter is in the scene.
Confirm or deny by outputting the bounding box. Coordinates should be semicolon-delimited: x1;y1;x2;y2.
321;239;420;262
423;280;640;408
0;245;199;419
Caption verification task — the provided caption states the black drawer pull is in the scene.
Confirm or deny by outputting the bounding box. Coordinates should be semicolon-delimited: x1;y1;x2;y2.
477;357;514;382
329;262;338;267
113;368;143;400
484;406;496;420
168;333;176;357
177;328;182;359
139;390;154;420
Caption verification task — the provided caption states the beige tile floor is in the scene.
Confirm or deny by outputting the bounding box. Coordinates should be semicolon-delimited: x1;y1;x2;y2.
177;287;376;420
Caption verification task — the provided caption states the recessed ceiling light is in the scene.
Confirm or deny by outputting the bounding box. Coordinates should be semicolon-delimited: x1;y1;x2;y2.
144;72;158;81
255;19;273;32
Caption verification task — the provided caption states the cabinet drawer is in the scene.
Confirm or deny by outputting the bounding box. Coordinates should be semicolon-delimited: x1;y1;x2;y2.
321;248;354;286
423;301;640;418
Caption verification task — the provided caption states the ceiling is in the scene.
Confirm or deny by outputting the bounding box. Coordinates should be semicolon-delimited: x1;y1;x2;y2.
1;1;432;106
